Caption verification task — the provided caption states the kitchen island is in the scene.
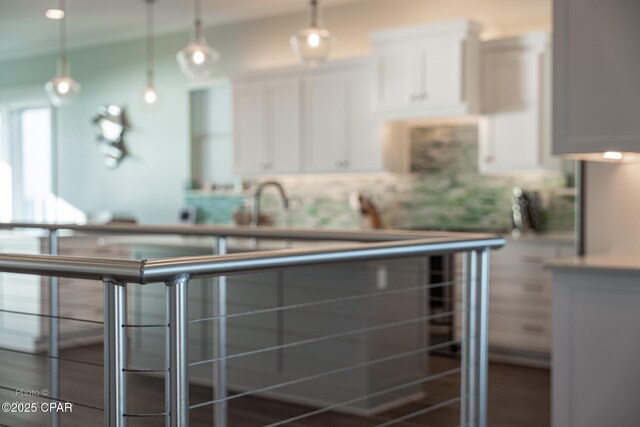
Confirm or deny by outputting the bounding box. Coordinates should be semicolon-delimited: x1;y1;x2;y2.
549;255;640;427
125;236;432;414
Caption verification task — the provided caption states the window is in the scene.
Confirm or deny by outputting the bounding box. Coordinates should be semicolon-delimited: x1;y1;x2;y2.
0;97;55;222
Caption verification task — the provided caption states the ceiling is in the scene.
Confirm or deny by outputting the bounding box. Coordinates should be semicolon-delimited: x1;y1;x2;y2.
0;0;364;62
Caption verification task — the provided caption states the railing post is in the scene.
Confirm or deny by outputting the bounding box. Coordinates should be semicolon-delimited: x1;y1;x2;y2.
461;250;478;426
166;274;190;427
460;252;468;426
215;237;228;427
48;229;59;427
103;278;127;427
478;249;491;427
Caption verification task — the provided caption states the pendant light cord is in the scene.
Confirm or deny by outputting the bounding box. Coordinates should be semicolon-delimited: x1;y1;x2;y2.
59;0;67;73
310;0;318;28
194;0;203;40
146;0;155;84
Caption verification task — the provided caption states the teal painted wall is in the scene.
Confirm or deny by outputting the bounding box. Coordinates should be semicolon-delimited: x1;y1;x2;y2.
0;32;192;223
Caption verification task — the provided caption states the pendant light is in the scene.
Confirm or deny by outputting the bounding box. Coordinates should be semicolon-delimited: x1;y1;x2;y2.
176;0;220;81
142;0;158;105
290;0;332;66
45;0;81;107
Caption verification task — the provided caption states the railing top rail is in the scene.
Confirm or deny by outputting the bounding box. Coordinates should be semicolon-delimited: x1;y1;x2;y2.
142;236;504;282
0;222;497;243
0;232;505;283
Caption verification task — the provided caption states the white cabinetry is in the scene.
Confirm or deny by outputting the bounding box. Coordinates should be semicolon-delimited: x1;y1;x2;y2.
479;34;559;173
233;77;301;176
551;260;640;427
371;19;481;120
456;236;574;365
554;0;640;156
233;59;402;176
303;61;385;173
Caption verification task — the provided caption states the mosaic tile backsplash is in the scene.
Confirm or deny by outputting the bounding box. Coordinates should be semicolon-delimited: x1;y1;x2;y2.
186;125;575;232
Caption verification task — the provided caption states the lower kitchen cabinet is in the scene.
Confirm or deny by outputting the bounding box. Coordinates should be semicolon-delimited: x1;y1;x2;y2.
550;258;640;427
127;243;430;413
455;235;574;366
277;258;429;411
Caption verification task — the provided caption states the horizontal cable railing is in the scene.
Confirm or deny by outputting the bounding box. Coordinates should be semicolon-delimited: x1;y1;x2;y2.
0;222;504;427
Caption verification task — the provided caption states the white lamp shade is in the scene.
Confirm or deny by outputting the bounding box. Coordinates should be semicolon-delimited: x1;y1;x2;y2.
44;75;81;107
176;38;220;80
290;27;332;66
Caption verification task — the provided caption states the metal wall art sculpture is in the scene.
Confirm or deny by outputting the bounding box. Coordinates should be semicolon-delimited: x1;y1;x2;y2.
92;105;130;168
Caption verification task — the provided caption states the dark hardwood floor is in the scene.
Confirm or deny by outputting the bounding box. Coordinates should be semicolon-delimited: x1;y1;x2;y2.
0;345;549;426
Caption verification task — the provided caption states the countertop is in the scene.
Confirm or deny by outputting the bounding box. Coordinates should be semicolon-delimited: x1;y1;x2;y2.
547;253;640;275
101;235;354;254
505;231;575;244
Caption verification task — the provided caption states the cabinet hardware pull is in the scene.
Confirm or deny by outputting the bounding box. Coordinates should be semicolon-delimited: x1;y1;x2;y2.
522;284;544;293
521;255;545;263
522;323;544;333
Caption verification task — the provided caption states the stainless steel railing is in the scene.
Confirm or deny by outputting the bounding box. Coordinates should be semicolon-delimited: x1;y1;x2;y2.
0;223;504;427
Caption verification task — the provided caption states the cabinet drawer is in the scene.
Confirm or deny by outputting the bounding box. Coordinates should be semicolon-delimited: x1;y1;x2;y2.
490;280;550;304
490;310;550;351
490;329;550;352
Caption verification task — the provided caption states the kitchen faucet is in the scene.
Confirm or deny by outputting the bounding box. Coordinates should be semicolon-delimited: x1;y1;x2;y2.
250;181;290;227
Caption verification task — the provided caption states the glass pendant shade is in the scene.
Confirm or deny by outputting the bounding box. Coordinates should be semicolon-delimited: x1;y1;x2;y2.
290;0;332;66
45;0;80;108
177;0;219;81
45;58;81;107
290;27;332;66
176;37;220;80
142;85;159;105
142;0;159;105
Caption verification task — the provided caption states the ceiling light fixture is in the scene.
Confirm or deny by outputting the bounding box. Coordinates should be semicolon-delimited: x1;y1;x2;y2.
176;0;220;81
142;0;159;105
44;0;80;107
290;0;332;66
45;9;65;20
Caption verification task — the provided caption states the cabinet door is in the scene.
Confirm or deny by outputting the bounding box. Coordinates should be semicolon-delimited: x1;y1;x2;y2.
480;50;540;172
479;39;558;174
303;73;347;173
266;78;301;174
554;0;640;155
233;82;268;175
374;47;413;112
344;68;384;172
371;20;481;120
412;41;462;108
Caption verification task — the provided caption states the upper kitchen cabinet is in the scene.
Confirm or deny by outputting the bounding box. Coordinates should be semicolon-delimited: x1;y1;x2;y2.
370;19;482;121
554;0;640;157
479;33;559;173
233;77;301;176
303;59;388;173
233;59;404;176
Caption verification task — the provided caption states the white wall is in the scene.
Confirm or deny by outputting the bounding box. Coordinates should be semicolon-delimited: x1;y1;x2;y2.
0;0;551;224
585;163;640;254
